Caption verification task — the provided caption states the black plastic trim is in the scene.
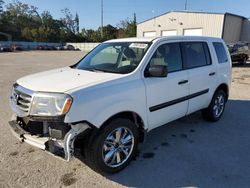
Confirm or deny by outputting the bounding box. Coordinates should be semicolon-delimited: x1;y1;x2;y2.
28;115;65;122
149;89;209;112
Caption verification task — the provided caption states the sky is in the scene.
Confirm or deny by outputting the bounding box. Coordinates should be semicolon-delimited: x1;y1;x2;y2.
2;0;250;30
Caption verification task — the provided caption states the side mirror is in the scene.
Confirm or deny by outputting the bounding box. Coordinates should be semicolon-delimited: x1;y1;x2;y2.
145;65;168;77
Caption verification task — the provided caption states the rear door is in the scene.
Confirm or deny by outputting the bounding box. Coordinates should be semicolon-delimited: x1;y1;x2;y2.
181;41;217;114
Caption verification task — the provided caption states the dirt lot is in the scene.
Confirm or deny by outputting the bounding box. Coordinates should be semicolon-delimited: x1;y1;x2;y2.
0;51;250;188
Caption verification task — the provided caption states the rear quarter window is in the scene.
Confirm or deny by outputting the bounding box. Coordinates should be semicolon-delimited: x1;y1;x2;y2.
213;42;228;63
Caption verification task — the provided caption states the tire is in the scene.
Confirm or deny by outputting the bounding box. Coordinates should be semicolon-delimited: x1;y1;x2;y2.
83;118;139;174
202;90;226;122
239;55;247;65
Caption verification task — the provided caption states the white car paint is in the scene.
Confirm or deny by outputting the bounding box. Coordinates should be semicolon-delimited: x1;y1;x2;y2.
17;67;123;93
10;36;232;152
14;36;232;132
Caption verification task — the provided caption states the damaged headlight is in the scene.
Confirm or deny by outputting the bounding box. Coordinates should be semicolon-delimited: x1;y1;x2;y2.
30;92;72;116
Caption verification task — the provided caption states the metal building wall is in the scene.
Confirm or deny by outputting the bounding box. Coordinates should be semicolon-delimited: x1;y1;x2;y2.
240;19;250;42
137;12;225;38
223;14;243;44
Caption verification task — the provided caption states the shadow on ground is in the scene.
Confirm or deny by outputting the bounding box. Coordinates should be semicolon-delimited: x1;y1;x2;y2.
103;100;250;188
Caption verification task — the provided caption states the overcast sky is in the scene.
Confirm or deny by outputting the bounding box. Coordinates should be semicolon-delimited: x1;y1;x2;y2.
3;0;250;29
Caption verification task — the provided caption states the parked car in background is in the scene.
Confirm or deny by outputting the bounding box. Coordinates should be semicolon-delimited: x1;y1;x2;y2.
56;45;64;50
65;44;75;51
0;44;12;52
36;45;45;50
11;44;23;51
55;44;77;51
9;36;231;174
228;42;250;65
36;45;56;51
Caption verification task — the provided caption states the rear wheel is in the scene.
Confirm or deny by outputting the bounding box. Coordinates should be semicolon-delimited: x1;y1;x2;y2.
239;55;248;65
84;118;139;174
202;90;226;122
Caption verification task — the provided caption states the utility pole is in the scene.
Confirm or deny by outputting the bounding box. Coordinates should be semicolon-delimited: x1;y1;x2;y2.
185;0;188;10
101;0;103;37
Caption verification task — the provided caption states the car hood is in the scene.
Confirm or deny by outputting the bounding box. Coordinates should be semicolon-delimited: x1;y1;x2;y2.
17;67;123;93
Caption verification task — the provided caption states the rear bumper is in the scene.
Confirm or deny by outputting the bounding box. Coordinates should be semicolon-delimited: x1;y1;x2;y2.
8;116;90;161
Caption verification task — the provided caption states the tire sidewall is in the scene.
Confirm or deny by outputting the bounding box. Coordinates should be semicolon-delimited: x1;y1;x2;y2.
94;118;139;173
209;90;226;121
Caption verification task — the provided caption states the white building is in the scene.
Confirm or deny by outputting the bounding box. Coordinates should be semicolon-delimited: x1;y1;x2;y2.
137;11;250;44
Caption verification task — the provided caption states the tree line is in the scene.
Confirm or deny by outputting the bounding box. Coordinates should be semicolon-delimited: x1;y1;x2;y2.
0;1;137;42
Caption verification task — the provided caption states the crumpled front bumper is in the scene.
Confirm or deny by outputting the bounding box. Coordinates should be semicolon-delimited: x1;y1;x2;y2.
8;115;90;161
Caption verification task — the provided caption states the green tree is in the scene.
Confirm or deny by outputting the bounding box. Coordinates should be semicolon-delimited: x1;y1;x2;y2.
61;8;76;34
117;13;137;38
0;0;4;14
0;0;4;34
101;24;118;41
60;8;81;42
81;28;101;42
0;0;138;42
75;13;79;34
2;1;41;40
39;11;61;42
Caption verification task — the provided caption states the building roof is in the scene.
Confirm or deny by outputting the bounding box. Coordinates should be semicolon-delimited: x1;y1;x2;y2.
138;10;248;25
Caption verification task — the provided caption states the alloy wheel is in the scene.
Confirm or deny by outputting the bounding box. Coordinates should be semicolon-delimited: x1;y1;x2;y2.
102;127;135;168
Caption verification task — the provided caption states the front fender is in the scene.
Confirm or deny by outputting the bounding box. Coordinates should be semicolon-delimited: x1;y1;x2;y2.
64;78;148;129
88;99;148;129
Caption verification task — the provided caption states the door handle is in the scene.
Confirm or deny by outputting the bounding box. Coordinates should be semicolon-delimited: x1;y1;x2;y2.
178;80;188;85
209;72;216;76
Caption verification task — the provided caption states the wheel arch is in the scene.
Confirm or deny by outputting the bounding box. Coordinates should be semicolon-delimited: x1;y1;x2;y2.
100;111;146;143
215;83;229;101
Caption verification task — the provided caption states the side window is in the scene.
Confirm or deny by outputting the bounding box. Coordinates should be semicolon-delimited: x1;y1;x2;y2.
213;42;228;63
181;42;210;69
149;43;183;72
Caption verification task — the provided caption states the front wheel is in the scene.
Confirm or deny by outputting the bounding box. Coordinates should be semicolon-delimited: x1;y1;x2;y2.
84;118;139;174
202;90;226;122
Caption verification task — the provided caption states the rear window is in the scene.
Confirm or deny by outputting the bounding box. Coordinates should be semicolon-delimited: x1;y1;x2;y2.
213;42;228;63
181;42;211;69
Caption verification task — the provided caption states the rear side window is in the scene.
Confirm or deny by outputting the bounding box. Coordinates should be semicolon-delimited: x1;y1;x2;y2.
213;42;228;63
181;42;211;69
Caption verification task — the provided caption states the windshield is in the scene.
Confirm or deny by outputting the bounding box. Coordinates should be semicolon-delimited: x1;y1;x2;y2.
75;42;151;74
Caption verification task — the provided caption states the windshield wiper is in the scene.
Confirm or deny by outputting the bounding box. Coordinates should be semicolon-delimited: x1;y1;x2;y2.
85;68;106;73
85;68;122;74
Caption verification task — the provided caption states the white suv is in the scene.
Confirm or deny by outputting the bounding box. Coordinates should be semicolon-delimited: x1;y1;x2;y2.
9;36;231;173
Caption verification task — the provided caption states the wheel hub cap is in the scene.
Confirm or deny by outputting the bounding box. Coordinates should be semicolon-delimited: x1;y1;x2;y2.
102;127;135;168
213;94;225;118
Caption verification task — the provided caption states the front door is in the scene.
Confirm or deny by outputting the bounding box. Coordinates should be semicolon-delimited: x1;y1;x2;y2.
143;42;189;130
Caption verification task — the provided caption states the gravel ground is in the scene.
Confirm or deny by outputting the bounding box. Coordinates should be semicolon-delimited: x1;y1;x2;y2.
0;51;250;188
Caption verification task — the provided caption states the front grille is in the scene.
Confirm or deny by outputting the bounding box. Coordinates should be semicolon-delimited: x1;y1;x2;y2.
11;84;34;117
14;89;32;113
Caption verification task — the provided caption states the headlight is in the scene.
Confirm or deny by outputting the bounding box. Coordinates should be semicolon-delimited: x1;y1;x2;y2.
30;92;72;116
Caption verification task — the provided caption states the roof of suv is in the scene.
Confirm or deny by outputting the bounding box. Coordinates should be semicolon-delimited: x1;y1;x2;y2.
105;36;224;43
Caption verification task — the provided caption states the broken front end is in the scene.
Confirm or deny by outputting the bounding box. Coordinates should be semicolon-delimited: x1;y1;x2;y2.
8;84;91;161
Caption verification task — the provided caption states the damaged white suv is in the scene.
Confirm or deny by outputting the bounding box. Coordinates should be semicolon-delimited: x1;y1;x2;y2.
9;36;231;173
